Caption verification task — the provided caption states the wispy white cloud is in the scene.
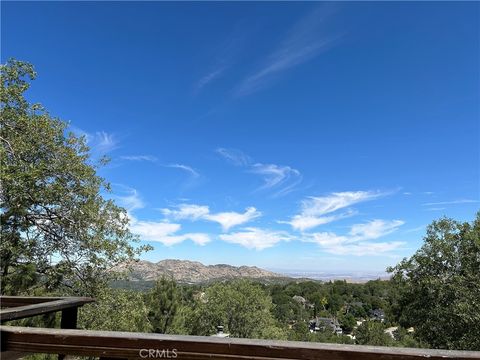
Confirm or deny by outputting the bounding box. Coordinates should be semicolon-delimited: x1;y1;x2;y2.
285;190;387;231
120;155;157;162
70;127;119;155
161;204;261;231
131;220;181;240
161;204;210;221
422;199;478;206
113;188;210;247
216;148;302;196
195;67;227;92
180;233;211;246
130;219;210;246
165;164;200;178
219;227;292;250
404;225;426;233
306;219;405;255
319;240;405;256
112;185;144;212
216;147;251;166
349;219;405;241
281;210;356;232
423;207;446;211
194;25;251;94
93;131;118;154
250;163;302;197
302;191;385;216
204;207;261;231
235;6;340;96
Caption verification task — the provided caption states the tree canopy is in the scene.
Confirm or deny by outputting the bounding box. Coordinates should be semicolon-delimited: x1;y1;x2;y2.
388;213;480;350
79;287;152;332
188;280;285;339
144;277;181;334
354;321;393;346
0;59;150;296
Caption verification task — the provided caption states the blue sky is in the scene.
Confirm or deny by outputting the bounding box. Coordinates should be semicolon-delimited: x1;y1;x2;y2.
2;2;479;273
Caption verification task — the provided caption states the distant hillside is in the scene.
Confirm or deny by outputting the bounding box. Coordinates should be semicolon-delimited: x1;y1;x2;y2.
114;259;286;284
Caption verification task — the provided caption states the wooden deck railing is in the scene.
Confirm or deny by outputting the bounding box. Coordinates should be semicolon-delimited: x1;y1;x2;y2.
0;295;95;360
0;296;94;324
1;296;479;360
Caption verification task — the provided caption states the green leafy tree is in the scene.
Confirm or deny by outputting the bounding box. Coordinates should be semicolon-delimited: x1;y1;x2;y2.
388;213;480;350
144;277;181;334
393;327;423;348
189;280;284;339
0;59;150;296
319;296;328;311
350;304;367;318
168;304;195;335
271;293;308;324
79;288;152;332
288;321;310;341
339;313;356;333
355;321;392;346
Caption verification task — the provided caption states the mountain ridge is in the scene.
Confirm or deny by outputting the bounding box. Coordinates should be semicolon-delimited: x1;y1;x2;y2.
115;259;286;284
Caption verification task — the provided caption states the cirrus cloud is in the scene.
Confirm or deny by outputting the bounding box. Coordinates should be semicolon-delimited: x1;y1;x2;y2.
160;204;261;231
161;204;210;221
305;219;405;255
234;5;340;96
216;148;302;197
165;164;200;178
130;218;210;246
120;155;157;162
285;190;388;231
219;227;292;250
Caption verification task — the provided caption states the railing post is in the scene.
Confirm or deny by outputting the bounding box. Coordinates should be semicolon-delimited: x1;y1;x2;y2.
58;307;78;360
60;307;78;329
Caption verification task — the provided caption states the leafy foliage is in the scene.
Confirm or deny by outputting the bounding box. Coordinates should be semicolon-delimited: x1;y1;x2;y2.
79;287;152;332
188;280;285;339
339;313;356;333
354;321;392;346
0;59;150;296
144;277;181;334
388;213;480;350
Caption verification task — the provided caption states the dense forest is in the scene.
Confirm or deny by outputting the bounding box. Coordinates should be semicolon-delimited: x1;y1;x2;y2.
1;59;479;352
101;277;418;346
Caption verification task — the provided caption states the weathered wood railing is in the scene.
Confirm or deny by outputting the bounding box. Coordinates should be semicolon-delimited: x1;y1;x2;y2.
0;295;94;360
2;325;480;360
1;296;480;360
0;296;94;325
